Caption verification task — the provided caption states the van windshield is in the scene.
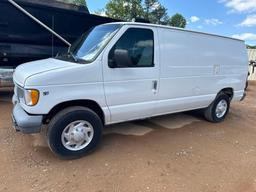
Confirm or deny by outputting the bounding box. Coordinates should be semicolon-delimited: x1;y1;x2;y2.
68;24;121;63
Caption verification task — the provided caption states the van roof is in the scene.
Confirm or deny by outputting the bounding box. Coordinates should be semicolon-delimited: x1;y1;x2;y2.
103;22;244;43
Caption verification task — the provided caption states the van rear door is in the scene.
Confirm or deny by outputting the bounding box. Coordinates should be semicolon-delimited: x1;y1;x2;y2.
102;25;160;123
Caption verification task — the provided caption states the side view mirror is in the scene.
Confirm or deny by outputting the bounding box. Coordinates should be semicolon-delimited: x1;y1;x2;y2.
109;49;132;68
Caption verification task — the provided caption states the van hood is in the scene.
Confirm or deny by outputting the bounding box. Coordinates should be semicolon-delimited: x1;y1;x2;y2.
13;58;76;86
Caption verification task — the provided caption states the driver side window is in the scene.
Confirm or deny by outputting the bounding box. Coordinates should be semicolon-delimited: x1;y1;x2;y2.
108;28;154;68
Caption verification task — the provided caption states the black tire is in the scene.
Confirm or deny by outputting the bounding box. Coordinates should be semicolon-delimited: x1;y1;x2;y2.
245;81;249;90
46;106;103;159
204;93;230;123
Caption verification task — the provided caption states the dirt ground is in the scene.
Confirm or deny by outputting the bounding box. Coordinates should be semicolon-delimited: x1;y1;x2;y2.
0;83;256;192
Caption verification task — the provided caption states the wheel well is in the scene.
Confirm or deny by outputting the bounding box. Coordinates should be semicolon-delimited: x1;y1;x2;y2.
43;100;105;125
219;88;234;100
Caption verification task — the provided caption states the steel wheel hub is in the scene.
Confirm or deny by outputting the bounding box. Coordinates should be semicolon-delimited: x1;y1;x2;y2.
61;120;94;151
215;99;228;118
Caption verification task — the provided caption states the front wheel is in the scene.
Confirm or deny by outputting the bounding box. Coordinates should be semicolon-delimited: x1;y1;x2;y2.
46;107;103;159
204;93;230;123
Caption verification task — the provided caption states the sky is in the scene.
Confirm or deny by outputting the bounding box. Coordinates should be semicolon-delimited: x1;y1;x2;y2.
87;0;256;45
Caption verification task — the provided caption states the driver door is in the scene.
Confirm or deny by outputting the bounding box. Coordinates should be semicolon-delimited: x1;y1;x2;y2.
102;26;160;123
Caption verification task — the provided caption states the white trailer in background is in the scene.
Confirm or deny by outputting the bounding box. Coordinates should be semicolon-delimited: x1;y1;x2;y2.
12;22;248;158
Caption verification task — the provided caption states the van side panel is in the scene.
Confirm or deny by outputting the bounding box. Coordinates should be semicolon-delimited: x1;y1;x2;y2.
156;27;248;114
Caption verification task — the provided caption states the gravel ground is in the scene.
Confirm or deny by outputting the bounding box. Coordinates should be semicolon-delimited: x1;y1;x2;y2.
0;82;256;192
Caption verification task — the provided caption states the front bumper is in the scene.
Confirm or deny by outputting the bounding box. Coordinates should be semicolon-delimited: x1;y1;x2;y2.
12;103;43;134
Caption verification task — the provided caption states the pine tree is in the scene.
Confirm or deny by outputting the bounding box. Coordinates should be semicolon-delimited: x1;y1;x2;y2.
168;13;187;28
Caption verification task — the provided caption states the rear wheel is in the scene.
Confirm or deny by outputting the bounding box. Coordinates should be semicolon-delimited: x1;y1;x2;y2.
46;106;103;159
204;93;230;123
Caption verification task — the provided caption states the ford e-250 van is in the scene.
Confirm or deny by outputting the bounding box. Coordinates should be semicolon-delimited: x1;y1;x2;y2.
12;22;248;158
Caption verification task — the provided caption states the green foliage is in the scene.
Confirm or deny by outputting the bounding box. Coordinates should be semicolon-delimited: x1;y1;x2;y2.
105;0;144;21
144;0;168;24
247;45;256;49
105;0;186;28
168;13;186;28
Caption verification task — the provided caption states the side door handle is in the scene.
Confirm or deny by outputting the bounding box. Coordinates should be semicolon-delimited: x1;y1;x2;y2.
152;80;158;94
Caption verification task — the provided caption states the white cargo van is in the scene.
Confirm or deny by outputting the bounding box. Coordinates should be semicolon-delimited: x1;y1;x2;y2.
12;22;248;158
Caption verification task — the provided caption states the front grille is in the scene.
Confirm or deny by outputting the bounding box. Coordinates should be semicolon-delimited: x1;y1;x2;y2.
17;86;24;99
15;85;24;103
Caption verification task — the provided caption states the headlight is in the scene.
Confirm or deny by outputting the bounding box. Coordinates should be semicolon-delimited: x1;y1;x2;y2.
24;89;39;106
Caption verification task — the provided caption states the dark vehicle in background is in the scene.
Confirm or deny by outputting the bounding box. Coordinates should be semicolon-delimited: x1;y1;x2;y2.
0;0;117;87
